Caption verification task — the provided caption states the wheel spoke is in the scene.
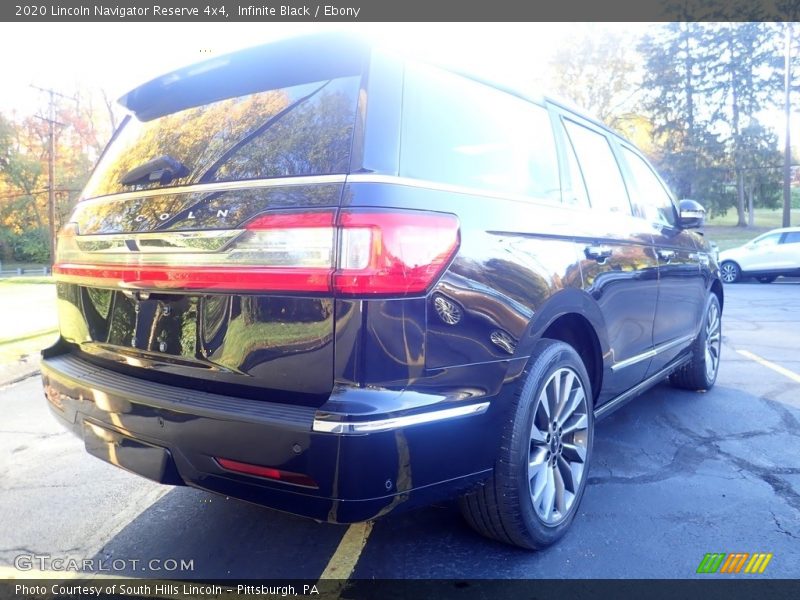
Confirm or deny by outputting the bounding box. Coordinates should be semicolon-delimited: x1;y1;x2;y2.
538;388;551;421
559;386;585;425
549;373;561;421
553;465;567;516
531;456;549;501
540;467;556;521
530;423;547;444
554;371;575;422
557;455;577;494
561;412;588;436
562;442;587;463
528;447;548;482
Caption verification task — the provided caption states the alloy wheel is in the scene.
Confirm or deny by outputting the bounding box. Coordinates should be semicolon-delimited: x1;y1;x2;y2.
720;263;739;284
704;301;721;382
528;367;589;525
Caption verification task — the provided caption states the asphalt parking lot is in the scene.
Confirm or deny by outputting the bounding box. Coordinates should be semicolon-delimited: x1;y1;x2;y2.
1;280;799;581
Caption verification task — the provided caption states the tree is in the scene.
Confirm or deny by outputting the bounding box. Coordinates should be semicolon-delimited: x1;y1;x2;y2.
548;29;642;131
0;89;109;262
638;22;783;221
705;21;781;226
639;23;730;212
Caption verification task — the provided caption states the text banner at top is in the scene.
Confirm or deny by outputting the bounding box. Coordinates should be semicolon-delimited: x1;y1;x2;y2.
3;0;800;22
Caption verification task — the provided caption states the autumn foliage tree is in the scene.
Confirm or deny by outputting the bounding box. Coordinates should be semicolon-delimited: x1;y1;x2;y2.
0;90;111;263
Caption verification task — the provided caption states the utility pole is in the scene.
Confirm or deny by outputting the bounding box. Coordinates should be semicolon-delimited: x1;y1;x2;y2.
31;85;74;263
783;23;793;228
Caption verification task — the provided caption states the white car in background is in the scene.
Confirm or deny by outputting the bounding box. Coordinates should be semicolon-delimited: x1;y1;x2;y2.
719;227;800;283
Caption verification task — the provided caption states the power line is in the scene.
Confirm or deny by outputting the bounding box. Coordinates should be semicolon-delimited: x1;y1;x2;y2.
29;84;78;263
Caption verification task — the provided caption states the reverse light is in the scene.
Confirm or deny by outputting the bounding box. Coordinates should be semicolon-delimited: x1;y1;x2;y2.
53;208;460;296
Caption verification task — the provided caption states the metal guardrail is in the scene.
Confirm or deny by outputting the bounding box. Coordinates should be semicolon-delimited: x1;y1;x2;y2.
0;267;50;278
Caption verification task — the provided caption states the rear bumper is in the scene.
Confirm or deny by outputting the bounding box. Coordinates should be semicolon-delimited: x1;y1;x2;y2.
41;352;497;523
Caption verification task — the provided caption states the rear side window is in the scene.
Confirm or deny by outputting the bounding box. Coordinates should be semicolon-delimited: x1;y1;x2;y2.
753;233;781;247
782;231;800;244
400;63;561;202
620;147;677;227
563;120;631;215
83;76;361;198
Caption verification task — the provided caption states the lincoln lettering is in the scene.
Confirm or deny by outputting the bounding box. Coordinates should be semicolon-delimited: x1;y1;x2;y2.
133;209;229;223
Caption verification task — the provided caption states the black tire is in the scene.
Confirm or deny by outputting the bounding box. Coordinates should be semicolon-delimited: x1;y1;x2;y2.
670;294;722;391
720;261;741;284
459;340;594;549
757;276;777;284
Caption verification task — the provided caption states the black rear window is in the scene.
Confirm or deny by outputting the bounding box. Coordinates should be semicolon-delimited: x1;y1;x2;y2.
83;75;361;199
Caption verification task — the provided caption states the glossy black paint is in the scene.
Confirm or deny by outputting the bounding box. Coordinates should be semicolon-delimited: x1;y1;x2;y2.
42;38;723;524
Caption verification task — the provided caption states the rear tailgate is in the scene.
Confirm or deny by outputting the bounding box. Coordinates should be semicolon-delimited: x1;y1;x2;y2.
52;37;367;407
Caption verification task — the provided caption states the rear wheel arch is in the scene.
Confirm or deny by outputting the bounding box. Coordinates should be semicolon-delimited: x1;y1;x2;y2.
710;278;724;312
539;313;603;406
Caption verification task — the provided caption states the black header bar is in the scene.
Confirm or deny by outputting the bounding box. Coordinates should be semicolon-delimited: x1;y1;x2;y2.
3;0;800;22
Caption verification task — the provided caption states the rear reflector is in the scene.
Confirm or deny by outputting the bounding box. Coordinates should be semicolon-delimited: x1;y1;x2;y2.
54;208;459;296
215;457;318;488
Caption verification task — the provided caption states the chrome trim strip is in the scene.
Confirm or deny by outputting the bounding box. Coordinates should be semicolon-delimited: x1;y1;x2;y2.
345;173;561;206
611;349;656;372
611;334;695;372
312;402;490;434
79;174;348;205
596;354;692;420
75;230;242;253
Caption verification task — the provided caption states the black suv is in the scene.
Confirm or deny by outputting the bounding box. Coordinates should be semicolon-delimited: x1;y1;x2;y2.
41;34;723;549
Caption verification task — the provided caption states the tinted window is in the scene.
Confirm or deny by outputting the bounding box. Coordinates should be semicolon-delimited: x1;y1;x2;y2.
621;147;677;227
400;63;561;202
83;76;360;198
782;231;800;244
563;120;631;214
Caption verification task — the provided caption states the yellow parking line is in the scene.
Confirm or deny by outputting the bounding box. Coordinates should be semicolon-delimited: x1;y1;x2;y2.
737;350;800;384
317;522;373;597
1;523;374;594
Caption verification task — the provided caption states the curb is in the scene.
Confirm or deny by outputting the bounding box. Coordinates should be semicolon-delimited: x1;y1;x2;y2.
0;366;41;388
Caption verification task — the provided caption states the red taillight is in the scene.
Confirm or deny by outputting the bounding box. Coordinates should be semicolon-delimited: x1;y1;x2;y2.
215;457;318;488
334;210;460;295
53;208;460;296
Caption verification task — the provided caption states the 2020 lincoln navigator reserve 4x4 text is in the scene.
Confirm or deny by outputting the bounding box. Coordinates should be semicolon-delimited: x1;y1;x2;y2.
41;34;723;549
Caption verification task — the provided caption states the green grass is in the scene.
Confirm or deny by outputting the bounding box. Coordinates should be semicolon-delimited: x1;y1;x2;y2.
706;208;800;228
0;276;54;285
0;330;58;364
0;279;58;365
704;208;799;250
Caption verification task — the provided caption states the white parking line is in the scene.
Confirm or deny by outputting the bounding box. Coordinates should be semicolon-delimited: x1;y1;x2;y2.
737;349;800;384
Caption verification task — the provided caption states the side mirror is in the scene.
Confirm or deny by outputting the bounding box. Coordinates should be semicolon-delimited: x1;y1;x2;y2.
679;199;706;229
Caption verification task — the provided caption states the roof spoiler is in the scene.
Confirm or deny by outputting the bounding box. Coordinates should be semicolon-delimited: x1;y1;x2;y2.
119;32;370;121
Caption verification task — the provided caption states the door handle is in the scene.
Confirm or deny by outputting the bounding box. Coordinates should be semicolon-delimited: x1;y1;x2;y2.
585;245;613;263
657;249;676;263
